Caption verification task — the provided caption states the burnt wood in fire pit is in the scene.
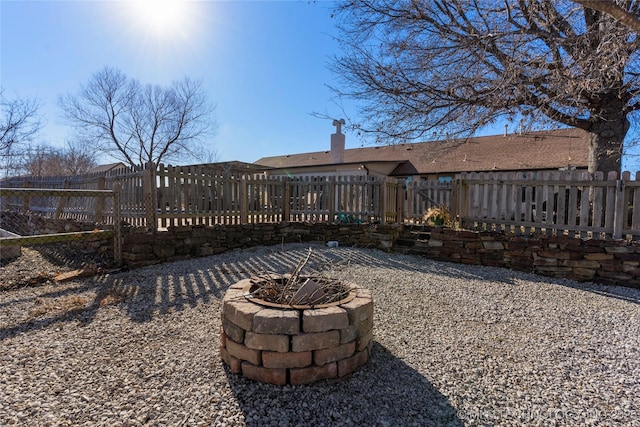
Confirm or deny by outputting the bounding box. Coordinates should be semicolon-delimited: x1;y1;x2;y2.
246;274;356;309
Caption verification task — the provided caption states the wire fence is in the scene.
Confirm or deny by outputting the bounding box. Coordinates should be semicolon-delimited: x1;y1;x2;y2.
0;186;122;265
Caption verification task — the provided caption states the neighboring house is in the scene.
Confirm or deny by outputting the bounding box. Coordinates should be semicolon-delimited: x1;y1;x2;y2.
254;127;590;182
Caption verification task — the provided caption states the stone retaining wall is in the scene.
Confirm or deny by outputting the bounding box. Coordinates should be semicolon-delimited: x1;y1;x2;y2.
220;278;373;385
121;223;402;267
124;223;640;289
4;210;640;289
399;225;640;288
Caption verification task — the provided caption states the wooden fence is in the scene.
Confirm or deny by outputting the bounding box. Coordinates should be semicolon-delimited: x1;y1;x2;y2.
456;170;640;239
6;163;640;241
0;165;145;226
153;164;401;228
1;165;406;230
404;179;453;222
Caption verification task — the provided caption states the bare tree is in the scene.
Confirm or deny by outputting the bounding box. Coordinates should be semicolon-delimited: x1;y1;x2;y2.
574;0;640;33
0;88;40;155
331;0;640;173
20;141;97;177
58;140;98;175
59;67;216;169
21;144;54;177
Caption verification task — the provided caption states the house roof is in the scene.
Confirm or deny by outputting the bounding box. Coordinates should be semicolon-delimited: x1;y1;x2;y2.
254;128;590;176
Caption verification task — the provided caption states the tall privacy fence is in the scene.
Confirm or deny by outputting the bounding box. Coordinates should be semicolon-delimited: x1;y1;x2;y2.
2;163;640;240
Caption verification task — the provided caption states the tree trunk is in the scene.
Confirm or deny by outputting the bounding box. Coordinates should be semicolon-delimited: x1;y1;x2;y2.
587;117;629;174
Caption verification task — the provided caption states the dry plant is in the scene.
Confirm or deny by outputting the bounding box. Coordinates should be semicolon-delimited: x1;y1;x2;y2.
423;204;453;227
249;248;351;307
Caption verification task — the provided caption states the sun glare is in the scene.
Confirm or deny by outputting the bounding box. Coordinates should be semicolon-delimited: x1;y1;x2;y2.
127;0;195;40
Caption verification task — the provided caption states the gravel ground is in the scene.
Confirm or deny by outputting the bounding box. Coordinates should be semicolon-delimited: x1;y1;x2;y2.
1;242;639;426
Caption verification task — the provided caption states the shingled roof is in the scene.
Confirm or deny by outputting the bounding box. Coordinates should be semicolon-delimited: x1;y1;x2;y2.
254;128;590;176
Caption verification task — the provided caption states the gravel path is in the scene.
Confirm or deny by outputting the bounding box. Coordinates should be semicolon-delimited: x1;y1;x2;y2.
1;243;639;426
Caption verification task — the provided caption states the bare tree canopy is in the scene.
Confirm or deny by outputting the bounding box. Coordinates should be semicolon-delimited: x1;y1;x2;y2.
331;0;640;173
0;88;40;155
21;141;98;177
59;67;216;169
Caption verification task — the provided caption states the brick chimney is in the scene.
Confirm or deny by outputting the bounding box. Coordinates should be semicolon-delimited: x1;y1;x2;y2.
330;119;345;164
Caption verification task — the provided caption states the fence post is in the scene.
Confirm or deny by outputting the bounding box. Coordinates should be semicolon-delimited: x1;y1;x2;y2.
379;178;388;224
143;162;158;232
632;171;640;233
451;178;460;226
396;179;404;223
326;176;335;222
406;180;414;219
22;181;30;212
113;182;123;266
613;171;628;239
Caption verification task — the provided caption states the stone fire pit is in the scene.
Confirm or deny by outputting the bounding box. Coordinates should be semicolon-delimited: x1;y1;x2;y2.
220;274;373;386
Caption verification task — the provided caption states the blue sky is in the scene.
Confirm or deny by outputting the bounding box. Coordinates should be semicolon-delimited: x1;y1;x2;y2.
2;0;639;171
1;0;359;164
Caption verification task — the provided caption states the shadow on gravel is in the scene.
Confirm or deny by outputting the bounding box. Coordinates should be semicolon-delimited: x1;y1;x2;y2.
556;280;640;305
4;244;637;341
34;243;113;269
226;342;464;427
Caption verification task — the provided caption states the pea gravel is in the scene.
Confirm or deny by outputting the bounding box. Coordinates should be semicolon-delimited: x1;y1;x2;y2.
1;243;639;426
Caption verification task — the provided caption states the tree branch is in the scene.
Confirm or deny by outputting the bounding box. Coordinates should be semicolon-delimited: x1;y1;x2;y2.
574;0;640;33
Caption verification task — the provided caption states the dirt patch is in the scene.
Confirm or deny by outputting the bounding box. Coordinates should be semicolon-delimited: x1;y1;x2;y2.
0;243;113;291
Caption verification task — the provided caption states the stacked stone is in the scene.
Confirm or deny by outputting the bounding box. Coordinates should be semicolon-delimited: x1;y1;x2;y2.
220;278;373;386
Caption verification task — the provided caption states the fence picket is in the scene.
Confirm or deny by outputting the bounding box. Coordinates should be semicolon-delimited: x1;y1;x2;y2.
591;172;604;239
605;171;618;238
578;172;590;238
567;171;580;235
632;172;640;235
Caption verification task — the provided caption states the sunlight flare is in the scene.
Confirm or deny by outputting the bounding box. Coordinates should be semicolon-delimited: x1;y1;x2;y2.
127;0;196;40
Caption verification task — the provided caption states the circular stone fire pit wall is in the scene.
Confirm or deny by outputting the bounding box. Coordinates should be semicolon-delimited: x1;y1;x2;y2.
220;278;373;386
